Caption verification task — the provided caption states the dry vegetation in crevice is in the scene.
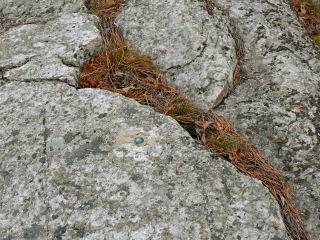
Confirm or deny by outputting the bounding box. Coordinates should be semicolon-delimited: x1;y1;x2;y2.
293;0;320;46
80;1;312;239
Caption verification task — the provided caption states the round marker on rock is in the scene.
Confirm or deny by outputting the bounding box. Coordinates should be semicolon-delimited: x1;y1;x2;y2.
134;137;144;145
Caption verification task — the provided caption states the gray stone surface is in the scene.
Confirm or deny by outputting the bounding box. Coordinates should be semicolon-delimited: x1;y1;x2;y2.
0;81;289;239
116;0;237;110
213;0;320;237
0;13;102;86
1;0;318;238
0;0;87;26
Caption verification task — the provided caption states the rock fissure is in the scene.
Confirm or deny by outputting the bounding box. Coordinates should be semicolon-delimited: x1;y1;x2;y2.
41;107;51;240
79;1;314;239
166;38;208;72
0;21;47;34
42;110;48;156
1;78;76;87
0;57;33;72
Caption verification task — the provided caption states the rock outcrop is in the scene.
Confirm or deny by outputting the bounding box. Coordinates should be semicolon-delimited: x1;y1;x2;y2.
0;0;87;27
116;0;320;238
1;0;319;239
215;0;320;237
1;81;288;239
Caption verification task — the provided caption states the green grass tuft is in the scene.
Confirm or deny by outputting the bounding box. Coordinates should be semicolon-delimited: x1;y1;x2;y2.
212;138;239;150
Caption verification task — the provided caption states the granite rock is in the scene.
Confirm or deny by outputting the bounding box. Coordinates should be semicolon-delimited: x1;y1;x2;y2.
214;0;320;237
0;81;289;239
0;0;87;27
116;0;237;110
116;0;320;237
1;0;318;238
0;13;102;86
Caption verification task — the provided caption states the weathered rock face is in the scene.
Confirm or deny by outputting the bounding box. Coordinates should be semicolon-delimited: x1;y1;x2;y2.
0;0;87;27
0;1;291;238
213;0;320;237
116;0;237;110
0;81;289;239
1;0;318;239
0;13;102;86
0;0;102;86
116;0;320;237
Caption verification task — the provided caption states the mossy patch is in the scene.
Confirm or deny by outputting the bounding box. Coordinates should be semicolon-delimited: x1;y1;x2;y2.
311;35;320;45
211;137;239;150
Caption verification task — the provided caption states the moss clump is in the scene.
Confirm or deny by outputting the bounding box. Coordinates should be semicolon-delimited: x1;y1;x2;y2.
161;101;198;116
211;137;239;150
172;102;197;115
311;35;320;45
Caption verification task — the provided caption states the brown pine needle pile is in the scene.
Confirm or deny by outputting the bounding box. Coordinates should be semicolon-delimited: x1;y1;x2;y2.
79;1;312;239
293;0;320;46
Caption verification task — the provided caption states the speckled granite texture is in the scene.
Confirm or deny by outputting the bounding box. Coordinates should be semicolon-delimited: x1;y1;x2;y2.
1;0;319;239
213;0;320;237
0;81;288;239
116;0;237;110
0;13;101;86
117;0;320;237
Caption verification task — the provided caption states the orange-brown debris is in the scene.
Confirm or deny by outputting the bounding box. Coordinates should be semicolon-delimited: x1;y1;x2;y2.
293;0;320;46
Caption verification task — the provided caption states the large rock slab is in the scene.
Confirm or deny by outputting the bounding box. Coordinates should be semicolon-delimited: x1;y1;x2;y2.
0;13;102;86
214;0;320;237
0;81;289;239
116;0;237;110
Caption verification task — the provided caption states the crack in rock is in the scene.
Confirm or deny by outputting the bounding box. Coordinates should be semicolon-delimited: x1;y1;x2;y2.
40;106;51;239
166;38;208;71
215;0;320;237
0;13;102;86
0;56;33;71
